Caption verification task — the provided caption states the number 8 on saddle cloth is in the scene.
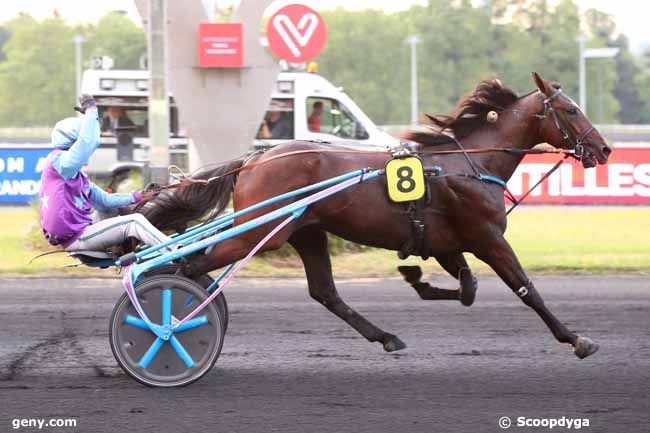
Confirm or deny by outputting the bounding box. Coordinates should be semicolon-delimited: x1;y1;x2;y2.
385;156;426;203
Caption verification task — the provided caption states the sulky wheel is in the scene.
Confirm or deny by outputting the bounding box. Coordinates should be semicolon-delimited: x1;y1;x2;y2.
145;265;229;332
109;275;225;387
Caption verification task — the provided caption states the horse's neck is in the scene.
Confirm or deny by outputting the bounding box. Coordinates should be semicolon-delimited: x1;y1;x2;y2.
465;97;541;183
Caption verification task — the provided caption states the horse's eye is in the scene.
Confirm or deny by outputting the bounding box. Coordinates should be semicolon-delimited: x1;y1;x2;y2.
567;107;578;115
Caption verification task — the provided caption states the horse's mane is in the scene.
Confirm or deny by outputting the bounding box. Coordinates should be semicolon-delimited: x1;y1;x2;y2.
402;78;520;146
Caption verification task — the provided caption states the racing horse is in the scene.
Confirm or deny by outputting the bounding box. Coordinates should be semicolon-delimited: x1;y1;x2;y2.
142;73;611;358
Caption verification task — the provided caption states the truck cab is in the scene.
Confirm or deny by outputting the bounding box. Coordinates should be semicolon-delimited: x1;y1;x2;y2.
254;68;399;149
80;69;188;179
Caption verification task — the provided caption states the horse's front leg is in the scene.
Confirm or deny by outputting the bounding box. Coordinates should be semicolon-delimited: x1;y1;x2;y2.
397;252;478;306
475;234;599;359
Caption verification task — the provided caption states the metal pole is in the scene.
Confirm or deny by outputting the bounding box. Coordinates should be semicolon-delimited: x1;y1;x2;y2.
147;0;169;185
578;35;587;114
73;34;84;100
407;35;420;125
597;63;603;123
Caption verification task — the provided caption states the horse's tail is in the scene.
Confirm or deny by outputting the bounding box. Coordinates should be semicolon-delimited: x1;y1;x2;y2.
141;157;246;232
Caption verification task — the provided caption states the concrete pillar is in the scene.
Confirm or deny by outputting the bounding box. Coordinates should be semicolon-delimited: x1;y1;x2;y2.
135;0;279;171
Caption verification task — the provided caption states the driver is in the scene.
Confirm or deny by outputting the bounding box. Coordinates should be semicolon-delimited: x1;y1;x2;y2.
101;106;135;135
259;110;292;140
38;95;172;253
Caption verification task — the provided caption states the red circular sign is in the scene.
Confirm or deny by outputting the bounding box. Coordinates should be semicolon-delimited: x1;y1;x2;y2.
267;4;327;63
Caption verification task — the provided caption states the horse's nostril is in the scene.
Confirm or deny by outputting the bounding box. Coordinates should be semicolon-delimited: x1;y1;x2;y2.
602;146;612;157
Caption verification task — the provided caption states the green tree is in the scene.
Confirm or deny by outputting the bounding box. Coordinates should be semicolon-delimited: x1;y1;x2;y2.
0;16;76;126
413;0;494;114
319;8;410;124
612;35;648;124
637;72;650;123
85;12;145;69
0;26;10;62
490;0;582;97
637;50;650;122
318;0;627;125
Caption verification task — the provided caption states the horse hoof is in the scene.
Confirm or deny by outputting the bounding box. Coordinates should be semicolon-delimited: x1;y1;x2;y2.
458;267;477;307
382;334;407;352
397;266;422;284
574;336;599;359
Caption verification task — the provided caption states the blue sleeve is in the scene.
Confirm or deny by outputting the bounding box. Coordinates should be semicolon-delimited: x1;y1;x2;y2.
52;107;101;180
88;183;136;211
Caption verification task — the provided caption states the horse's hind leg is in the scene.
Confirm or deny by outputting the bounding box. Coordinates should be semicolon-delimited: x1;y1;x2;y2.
398;253;477;306
290;227;406;352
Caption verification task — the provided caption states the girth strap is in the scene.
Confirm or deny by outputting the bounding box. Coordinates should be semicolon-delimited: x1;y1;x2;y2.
398;180;431;261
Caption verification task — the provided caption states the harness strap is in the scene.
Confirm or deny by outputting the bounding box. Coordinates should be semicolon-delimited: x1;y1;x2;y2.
505;155;569;215
478;173;507;188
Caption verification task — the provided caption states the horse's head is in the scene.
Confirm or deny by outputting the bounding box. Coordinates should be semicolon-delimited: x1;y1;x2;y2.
532;72;611;168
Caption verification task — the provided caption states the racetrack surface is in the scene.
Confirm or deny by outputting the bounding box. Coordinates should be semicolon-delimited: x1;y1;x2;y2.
0;274;648;432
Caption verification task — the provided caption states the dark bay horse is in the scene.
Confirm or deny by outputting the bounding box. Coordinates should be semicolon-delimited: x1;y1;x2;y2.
142;73;611;358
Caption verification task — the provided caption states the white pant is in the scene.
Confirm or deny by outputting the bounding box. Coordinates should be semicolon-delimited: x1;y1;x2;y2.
65;213;171;252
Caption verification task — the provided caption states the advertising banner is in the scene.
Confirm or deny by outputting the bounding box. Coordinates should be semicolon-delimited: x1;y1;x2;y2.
266;4;327;63
507;148;650;204
0;146;52;204
198;23;244;68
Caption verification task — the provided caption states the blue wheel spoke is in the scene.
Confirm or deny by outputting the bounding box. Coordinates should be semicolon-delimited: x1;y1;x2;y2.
124;315;149;330
174;315;209;332
139;337;164;369
162;289;172;326
169;336;194;368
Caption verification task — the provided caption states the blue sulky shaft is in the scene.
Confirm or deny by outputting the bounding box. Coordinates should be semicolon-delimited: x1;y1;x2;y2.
125;168;381;264
124;169;382;279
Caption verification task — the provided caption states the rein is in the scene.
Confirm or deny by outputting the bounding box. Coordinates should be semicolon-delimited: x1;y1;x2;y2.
137;89;590;216
136;143;578;214
424;134;576;215
504;154;569;215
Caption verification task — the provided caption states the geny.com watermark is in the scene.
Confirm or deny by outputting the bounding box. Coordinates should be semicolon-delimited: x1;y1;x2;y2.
11;418;77;430
499;416;590;429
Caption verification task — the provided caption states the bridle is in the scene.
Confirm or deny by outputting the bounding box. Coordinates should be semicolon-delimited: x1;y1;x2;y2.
418;87;599;214
539;88;595;162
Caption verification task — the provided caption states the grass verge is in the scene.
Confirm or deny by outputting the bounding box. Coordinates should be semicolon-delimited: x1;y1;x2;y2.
2;206;648;277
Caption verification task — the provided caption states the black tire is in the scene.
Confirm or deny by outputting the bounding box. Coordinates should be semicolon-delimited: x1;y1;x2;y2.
109;275;224;387
145;265;229;332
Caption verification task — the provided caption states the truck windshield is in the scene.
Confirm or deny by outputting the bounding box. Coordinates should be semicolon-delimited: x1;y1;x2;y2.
306;97;369;140
100;107;145;137
256;98;294;140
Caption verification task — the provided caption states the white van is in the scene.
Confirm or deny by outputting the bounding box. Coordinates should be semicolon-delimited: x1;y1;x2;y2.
80;69;188;179
254;69;398;149
81;67;398;179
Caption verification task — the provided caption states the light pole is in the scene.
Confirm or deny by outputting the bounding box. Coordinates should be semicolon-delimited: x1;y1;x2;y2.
73;34;85;100
578;35;619;116
147;0;170;185
407;35;420;125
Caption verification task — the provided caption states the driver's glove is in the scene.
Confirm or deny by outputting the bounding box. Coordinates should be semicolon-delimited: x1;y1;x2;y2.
74;94;97;114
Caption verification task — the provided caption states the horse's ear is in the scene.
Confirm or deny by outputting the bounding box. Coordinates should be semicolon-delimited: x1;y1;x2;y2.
532;72;550;96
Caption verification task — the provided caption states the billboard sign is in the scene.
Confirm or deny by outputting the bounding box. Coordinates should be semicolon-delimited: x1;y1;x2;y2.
507;148;650;204
267;4;327;63
198;23;244;68
0;146;52;204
